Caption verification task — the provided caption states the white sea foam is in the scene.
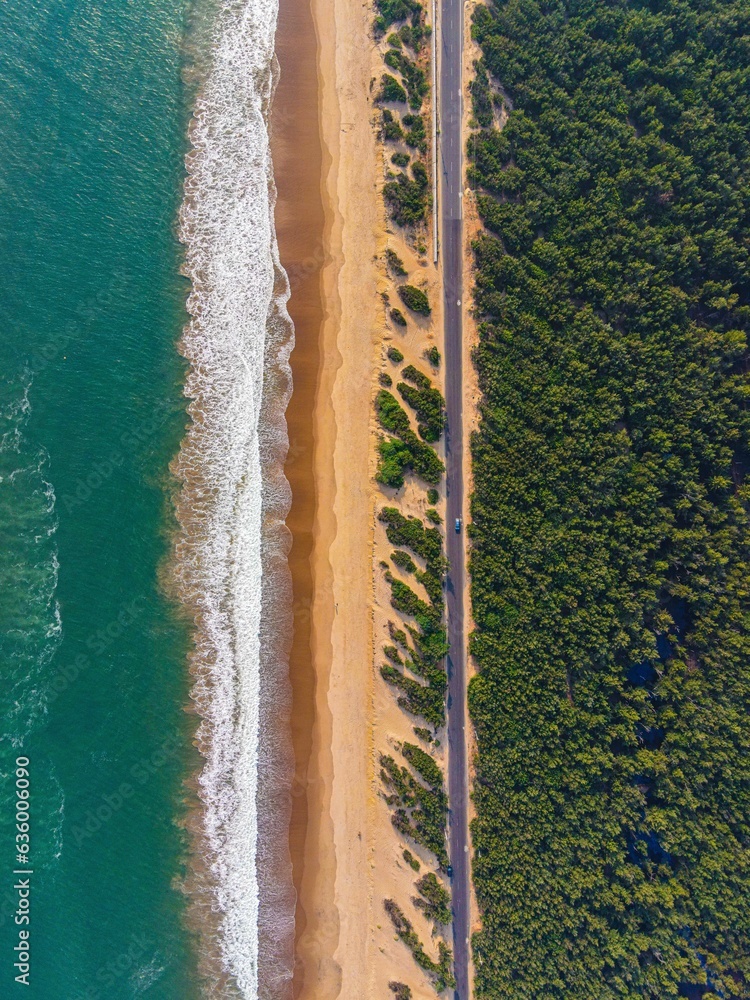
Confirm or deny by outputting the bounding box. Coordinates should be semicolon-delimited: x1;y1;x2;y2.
174;0;294;996
0;373;60;743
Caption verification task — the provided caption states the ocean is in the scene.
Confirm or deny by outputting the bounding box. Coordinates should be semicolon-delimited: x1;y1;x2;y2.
0;0;294;996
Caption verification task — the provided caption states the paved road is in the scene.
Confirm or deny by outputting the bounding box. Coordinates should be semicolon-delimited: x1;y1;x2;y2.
437;0;470;995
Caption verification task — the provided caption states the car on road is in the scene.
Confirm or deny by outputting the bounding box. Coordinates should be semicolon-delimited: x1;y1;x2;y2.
455;518;461;533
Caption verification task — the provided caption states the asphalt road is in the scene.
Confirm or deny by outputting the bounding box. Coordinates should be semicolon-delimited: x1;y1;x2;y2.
437;0;470;994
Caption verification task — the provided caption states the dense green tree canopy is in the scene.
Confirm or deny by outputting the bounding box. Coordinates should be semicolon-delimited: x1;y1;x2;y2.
467;1;750;998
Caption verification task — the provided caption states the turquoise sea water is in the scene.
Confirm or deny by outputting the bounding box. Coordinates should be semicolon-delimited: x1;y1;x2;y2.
0;0;203;995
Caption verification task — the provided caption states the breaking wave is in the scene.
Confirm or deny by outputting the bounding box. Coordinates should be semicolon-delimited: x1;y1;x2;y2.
173;0;295;995
0;373;61;744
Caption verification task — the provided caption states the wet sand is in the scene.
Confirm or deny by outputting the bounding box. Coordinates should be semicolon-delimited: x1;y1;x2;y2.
270;0;338;994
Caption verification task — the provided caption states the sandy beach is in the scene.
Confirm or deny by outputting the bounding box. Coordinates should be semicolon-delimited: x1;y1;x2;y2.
270;0;339;992
272;0;379;990
273;0;451;991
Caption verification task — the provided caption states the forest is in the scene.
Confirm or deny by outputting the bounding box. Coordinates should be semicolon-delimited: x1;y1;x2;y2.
467;1;750;997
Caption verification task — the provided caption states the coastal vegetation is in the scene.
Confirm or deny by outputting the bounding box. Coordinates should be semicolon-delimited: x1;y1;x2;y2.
379;507;447;720
424;346;440;368
414;872;452;927
392;549;417;573
387;248;408;277
384;47;428;110
389;983;413;1000
402;741;442;787
382;109;405;142
372;2;451;987
403;849;421;872
376;390;445;487
375;0;431;233
374;0;424;36
378;73;408;105
467;0;750;997
397;284;431;316
384;162;431;227
402;114;427;153
379;507;443;571
385;900;455;992
397;365;445;441
380;750;448;866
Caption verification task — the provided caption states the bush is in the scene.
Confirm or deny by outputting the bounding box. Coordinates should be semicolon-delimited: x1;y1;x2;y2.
377;390;410;435
381;752;448;865
376;437;411;489
379;507;443;566
427;487;439;504
391;549;417;573
375;393;445;486
387;346;404;363
391;151;410;168
386;248;407;276
425;508;441;525
389;622;409;647
402;113;427;152
387;32;403;48
378;74;407;104
379;371;393;387
415;567;442;606
401;363;431;389
384;47;402;71
384;900;455;991
381;109;404;142
381;664;445;727
399;22;425;52
469;58;494;129
402;850;421;872
389;982;412;1000
375;0;421;30
402;741;443;788
378;506;447;726
383;48;428;110
383;644;403;664
397;364;446;441
414;872;451;926
390;308;407;327
398;284;431;316
384;162;430;227
424;345;440;367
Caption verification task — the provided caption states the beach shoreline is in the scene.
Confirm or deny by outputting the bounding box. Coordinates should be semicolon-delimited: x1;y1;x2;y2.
270;0;340;994
272;0;385;987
